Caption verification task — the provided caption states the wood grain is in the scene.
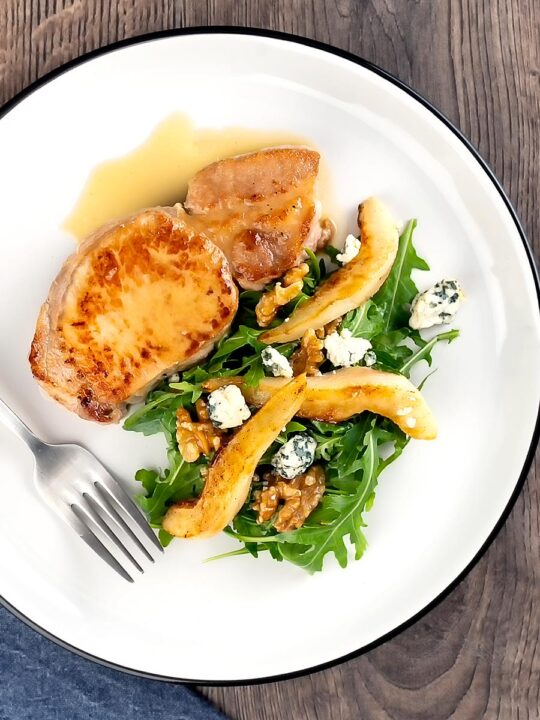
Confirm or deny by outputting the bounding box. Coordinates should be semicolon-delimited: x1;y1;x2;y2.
0;1;538;718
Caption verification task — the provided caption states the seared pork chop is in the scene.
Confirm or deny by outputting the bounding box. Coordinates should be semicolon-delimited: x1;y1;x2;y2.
30;208;238;423
183;147;322;289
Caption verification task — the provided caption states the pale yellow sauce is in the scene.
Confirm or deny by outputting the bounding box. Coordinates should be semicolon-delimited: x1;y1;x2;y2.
63;113;344;242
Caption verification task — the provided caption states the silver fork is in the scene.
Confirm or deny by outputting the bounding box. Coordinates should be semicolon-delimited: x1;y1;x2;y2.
0;397;162;582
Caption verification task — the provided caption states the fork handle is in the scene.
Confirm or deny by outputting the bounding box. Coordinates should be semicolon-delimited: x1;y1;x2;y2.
0;397;44;455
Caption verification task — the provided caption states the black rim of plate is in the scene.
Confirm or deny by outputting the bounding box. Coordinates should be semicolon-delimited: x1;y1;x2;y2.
1;26;539;686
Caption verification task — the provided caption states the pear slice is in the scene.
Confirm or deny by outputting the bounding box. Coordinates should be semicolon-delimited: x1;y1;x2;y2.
261;197;399;344
206;368;437;440
162;374;307;539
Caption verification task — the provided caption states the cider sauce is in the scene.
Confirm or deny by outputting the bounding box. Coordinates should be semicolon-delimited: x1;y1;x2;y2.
63;113;345;241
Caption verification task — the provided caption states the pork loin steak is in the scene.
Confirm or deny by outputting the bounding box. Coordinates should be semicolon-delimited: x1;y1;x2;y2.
30;208;238;422
183;147;322;290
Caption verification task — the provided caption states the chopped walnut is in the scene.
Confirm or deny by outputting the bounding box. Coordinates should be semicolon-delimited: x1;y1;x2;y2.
318;217;336;249
323;318;342;336
255;263;309;327
176;403;223;463
290;328;325;375
283;262;310;287
290;318;342;375
252;466;325;532
195;398;210;421
253;481;280;523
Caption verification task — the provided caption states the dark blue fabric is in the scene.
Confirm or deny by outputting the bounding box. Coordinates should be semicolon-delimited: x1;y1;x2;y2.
0;606;227;720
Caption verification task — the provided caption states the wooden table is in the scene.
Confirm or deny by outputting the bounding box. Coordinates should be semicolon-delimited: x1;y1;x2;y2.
1;2;537;718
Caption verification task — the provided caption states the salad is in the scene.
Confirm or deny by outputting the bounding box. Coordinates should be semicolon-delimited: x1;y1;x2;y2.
124;201;462;573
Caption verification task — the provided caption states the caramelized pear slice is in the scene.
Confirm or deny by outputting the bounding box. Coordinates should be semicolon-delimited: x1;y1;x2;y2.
206;368;436;440
261;197;399;344
162;374;307;539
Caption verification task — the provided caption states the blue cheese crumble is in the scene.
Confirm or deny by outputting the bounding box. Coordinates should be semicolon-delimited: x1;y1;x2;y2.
261;346;293;378
207;385;251;429
363;349;377;367
336;234;361;265
409;279;464;330
323;329;373;367
271;434;316;480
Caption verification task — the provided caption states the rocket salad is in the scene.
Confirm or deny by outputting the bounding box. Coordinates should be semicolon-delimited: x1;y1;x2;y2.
124;217;460;573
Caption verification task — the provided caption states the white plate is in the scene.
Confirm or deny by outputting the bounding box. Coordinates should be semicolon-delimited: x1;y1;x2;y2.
0;29;539;683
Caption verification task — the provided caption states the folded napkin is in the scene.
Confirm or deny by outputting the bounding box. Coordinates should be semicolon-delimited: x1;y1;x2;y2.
0;606;227;720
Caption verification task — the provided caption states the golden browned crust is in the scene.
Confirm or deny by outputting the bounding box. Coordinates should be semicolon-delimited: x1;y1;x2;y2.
30;208;238;423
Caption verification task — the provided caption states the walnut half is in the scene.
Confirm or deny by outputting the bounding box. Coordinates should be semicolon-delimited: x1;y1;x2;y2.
252;466;325;532
255;263;309;327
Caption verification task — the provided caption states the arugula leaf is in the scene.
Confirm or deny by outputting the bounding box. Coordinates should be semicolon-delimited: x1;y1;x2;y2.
310;421;349;461
342;300;385;339
369;326;459;377
324;244;340;263
328;416;371;479
274;342;297;359
243;356;265;387
399;328;459;376
370;328;416;372
373;219;429;332
284;420;308;433
159;529;175;547
205;546;253;562
134;468;160;497
235;289;263;327
182;366;212;384
135;453;206;529
376;418;410;473
301;247;330;296
123;391;188;435
304;248;321;283
168;381;203;403
238;289;263;308
209;326;265;368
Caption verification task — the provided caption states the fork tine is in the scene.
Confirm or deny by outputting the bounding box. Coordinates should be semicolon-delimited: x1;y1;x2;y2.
79;494;144;574
90;487;155;562
61;503;134;583
95;478;163;553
